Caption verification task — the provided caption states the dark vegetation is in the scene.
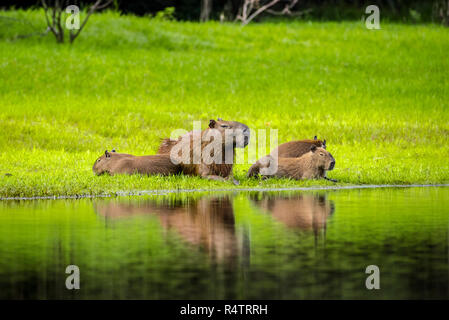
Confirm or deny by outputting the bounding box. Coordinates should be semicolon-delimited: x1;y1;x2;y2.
2;0;448;24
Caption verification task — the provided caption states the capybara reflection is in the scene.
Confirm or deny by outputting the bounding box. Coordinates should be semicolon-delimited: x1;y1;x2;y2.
157;119;250;184
250;194;334;232
248;145;335;180
94;196;238;263
160;197;237;262
92;150;180;176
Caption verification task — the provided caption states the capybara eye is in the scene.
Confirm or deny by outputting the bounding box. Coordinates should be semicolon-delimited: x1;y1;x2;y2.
320;153;324;156
221;125;229;128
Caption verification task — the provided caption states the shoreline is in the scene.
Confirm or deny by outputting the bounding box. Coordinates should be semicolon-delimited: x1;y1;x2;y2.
1;183;448;202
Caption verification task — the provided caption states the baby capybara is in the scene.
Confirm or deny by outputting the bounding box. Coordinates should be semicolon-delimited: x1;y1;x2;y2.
92;150;180;176
248;145;335;180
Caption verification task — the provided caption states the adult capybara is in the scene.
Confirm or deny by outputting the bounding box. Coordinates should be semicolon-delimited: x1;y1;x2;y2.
92;150;180;176
158;119;250;184
247;145;335;180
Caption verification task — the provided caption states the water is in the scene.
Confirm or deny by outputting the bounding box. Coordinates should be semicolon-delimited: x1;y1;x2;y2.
0;187;448;299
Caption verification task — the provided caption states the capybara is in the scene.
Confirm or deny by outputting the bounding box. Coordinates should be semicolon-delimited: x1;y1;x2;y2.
269;137;337;182
247;145;335;180
92;150;180;176
158;118;250;184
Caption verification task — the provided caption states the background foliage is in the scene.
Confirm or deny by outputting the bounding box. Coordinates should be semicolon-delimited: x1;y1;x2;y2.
0;9;448;197
0;0;444;23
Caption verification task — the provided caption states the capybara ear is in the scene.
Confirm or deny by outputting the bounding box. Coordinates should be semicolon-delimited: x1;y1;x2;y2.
310;145;317;152
323;139;327;149
314;135;317;140
209;119;217;128
112;149;116;153
217;118;223;121
105;150;111;158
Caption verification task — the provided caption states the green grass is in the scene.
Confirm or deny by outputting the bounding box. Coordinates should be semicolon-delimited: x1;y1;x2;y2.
0;9;448;197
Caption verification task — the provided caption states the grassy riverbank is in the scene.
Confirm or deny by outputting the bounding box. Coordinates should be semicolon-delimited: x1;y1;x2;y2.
0;10;448;197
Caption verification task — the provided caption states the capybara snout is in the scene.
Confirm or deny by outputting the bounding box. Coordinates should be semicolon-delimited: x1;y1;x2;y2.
329;158;336;171
208;118;250;148
92;150;133;175
311;145;335;171
92;150;112;175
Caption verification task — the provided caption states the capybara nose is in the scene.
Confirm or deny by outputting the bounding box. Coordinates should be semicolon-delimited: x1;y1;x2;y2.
329;161;335;170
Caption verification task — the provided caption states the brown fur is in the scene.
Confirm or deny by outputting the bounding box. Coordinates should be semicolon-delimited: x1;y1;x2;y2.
248;146;335;180
273;139;325;158
158;130;194;155
92;151;180;176
158;119;250;184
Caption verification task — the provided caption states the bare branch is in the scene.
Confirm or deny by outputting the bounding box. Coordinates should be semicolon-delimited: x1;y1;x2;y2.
70;0;112;43
200;0;213;22
266;8;312;17
266;0;298;15
55;0;64;42
237;0;307;25
243;0;280;25
42;0;57;35
42;0;62;41
96;0;114;10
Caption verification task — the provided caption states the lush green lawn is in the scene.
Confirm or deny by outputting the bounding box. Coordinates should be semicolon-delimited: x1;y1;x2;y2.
0;10;448;197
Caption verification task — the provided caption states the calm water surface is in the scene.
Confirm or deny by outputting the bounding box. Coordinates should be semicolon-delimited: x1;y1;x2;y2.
0;187;448;299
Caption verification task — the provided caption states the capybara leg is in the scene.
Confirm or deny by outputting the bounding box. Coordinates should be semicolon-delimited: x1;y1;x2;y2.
247;162;260;178
324;176;337;183
225;174;240;185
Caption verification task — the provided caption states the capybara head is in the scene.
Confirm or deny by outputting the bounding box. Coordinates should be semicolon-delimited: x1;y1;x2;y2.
92;150;113;175
310;145;335;170
208;118;250;147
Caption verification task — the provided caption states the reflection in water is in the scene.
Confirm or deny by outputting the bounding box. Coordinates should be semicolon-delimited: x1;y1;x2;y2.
94;193;334;264
1;187;449;299
94;196;241;264
250;193;334;244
